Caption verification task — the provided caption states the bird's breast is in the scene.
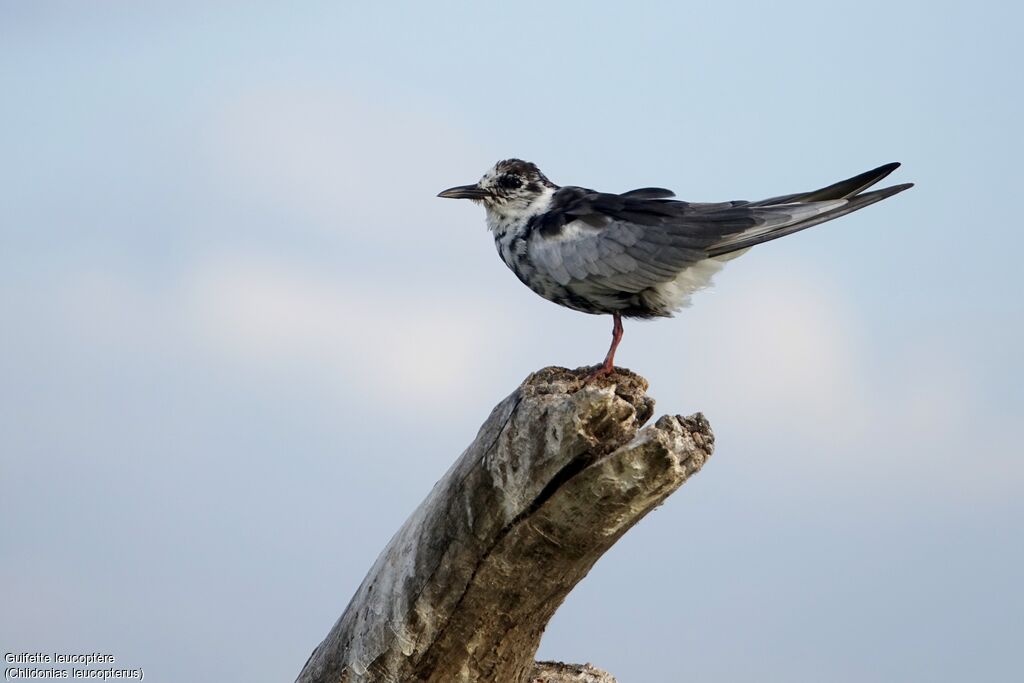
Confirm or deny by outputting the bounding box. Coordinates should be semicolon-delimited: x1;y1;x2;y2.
493;231;610;315
495;231;537;287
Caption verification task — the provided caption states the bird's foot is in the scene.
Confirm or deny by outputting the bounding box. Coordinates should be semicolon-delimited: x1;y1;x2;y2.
583;361;615;383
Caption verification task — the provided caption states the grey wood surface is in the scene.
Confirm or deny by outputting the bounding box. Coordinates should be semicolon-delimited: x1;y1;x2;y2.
296;367;714;683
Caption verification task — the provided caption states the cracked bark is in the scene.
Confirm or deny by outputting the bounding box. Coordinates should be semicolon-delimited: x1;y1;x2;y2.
295;367;714;683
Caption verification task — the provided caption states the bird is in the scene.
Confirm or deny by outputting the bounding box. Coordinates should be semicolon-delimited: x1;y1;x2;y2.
438;159;912;377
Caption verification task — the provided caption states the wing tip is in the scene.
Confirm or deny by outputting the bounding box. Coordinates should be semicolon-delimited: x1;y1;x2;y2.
869;162;902;184
797;162;907;202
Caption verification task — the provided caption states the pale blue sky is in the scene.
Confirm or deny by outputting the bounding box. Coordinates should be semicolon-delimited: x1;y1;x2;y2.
2;2;1022;681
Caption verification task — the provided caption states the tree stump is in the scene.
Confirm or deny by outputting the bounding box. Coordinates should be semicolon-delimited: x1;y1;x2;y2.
296;367;714;683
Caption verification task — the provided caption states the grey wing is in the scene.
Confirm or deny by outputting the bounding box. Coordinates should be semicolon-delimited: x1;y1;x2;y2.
528;190;843;295
528;163;912;293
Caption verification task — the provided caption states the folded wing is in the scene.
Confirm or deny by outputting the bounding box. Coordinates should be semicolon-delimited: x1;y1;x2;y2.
527;163;912;293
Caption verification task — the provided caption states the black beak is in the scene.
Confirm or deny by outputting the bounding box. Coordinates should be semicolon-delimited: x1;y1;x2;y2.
437;184;489;200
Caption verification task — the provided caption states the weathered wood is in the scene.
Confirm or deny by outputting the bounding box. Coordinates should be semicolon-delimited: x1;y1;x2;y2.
530;662;617;683
296;367;714;683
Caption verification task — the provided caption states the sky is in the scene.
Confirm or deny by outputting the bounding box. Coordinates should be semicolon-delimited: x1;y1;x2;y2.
2;1;1022;681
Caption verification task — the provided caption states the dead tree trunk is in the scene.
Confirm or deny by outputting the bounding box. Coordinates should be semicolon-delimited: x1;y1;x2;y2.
296;367;714;683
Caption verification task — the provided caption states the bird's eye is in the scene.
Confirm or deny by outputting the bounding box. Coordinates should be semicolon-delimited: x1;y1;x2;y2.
497;174;522;190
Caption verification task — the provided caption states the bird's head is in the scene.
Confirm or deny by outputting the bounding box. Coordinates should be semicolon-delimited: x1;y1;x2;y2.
438;159;557;222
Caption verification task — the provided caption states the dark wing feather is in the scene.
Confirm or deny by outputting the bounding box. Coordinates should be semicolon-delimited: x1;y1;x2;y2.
620;187;676;199
707;183;911;257
745;162;902;206
527;165;912;292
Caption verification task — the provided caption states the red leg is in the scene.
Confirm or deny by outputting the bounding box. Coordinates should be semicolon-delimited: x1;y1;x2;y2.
588;313;623;379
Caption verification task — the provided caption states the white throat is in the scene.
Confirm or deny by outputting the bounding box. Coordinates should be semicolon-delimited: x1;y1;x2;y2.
485;186;556;235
